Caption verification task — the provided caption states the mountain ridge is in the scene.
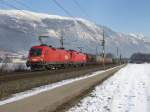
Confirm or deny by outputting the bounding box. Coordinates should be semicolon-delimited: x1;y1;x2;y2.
0;10;150;57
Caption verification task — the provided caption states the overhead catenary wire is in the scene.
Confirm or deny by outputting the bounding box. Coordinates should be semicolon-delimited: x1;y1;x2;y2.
0;0;41;50
0;0;38;19
47;0;80;49
72;0;99;53
12;0;36;12
48;0;97;53
72;0;89;18
0;0;38;23
0;0;97;54
1;0;24;11
52;0;74;17
13;0;53;16
0;1;9;9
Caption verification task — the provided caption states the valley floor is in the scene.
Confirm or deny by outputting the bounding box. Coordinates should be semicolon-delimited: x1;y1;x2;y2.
67;64;150;112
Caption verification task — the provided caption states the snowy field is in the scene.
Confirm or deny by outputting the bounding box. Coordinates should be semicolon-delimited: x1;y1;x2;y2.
67;64;150;112
0;63;29;72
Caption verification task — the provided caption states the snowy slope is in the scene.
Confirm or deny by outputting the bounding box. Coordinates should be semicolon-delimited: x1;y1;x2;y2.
67;64;150;112
0;10;150;57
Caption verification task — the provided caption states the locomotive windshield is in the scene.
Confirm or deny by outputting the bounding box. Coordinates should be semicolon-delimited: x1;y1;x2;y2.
30;48;42;56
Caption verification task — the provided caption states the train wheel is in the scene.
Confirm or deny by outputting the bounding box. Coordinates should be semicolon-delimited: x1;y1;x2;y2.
30;66;35;71
46;65;52;70
64;64;69;68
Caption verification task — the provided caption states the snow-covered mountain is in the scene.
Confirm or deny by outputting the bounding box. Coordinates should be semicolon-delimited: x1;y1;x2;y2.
0;10;150;57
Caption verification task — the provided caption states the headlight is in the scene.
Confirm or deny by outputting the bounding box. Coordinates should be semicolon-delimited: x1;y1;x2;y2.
40;57;44;61
31;58;38;61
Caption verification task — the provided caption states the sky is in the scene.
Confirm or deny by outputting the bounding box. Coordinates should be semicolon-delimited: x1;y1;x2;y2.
0;0;150;36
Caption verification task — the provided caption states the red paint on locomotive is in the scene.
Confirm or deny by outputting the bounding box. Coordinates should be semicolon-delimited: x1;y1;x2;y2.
27;45;87;69
70;50;87;64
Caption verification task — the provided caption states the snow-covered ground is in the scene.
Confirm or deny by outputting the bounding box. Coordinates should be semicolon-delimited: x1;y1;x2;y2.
0;52;28;72
0;63;28;72
67;64;150;112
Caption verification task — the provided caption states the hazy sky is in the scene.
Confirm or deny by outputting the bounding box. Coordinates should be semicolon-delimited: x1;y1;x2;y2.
0;0;150;36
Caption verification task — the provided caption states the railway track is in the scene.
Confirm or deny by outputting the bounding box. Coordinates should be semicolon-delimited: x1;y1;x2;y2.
0;64;115;83
0;64;117;100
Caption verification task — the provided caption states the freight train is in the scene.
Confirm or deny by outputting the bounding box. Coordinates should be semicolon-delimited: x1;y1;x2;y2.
26;44;113;70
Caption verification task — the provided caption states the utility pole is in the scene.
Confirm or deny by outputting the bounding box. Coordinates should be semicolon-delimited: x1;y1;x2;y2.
77;47;83;52
60;30;64;49
39;36;43;45
116;47;119;64
120;54;122;64
38;36;48;45
102;29;105;69
96;46;98;56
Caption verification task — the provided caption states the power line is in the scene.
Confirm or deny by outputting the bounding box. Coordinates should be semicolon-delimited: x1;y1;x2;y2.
60;30;65;48
50;0;94;53
0;0;40;43
0;2;8;9
13;0;36;12
0;0;38;19
73;0;89;18
1;0;23;11
13;0;53;17
47;0;77;49
0;0;32;16
52;0;74;17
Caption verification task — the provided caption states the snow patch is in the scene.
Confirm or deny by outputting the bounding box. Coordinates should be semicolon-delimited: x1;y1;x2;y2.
0;63;28;72
67;64;150;112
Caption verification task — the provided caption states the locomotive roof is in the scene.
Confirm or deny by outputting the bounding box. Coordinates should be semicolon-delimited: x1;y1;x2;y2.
31;45;86;55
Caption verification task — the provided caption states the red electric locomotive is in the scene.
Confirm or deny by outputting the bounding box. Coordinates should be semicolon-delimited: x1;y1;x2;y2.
26;44;87;70
70;50;87;66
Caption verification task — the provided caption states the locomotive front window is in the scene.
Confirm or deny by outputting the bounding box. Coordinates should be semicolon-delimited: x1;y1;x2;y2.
30;48;42;56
